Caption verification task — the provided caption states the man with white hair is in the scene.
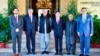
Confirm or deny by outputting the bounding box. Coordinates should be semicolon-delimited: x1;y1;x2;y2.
39;9;51;54
23;8;38;55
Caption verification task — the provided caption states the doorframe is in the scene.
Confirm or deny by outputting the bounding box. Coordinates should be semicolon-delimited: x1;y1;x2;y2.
26;0;60;17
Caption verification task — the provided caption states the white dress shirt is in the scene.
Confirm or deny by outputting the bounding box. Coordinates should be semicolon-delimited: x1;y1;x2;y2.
29;15;33;23
82;14;86;23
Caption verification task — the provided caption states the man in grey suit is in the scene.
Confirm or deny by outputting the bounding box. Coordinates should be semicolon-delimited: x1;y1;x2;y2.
10;8;23;56
65;14;77;55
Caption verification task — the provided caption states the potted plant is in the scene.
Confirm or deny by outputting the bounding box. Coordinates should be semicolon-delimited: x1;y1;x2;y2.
0;31;8;48
91;15;100;48
91;36;99;48
0;14;11;48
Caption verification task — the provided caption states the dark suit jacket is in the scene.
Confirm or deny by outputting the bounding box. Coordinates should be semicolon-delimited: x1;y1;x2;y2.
39;16;51;33
23;15;38;34
66;20;77;44
10;15;23;34
52;18;65;35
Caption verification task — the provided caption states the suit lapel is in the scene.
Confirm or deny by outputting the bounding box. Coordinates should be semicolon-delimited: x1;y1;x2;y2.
13;16;17;25
81;14;88;24
85;15;88;24
16;16;20;24
55;18;58;25
28;15;32;23
32;16;34;23
80;15;83;24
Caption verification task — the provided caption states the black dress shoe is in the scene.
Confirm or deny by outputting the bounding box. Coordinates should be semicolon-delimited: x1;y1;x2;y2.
72;52;76;55
41;51;45;54
59;52;63;55
85;55;89;56
45;51;49;54
44;51;47;54
32;52;36;54
79;54;84;56
67;53;70;55
55;52;59;55
41;52;44;54
26;52;31;55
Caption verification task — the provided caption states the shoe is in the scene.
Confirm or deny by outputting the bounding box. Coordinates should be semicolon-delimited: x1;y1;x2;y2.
79;54;84;56
41;51;45;54
59;52;63;55
13;54;16;56
67;53;70;55
55;52;59;55
45;51;49;54
44;51;46;54
18;53;22;56
26;52;31;55
72;52;76;55
85;55;89;56
32;52;36;54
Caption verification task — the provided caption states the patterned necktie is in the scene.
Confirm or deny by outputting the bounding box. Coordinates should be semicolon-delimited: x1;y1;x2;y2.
15;16;18;23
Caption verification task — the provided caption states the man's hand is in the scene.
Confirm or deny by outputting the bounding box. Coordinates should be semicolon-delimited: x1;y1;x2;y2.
90;33;93;37
35;31;38;34
16;28;19;32
77;32;80;37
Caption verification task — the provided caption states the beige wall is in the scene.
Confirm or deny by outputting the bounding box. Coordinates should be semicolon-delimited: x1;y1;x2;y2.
0;0;8;14
60;0;77;16
17;0;26;15
60;0;69;15
77;0;100;18
1;0;100;17
14;0;76;15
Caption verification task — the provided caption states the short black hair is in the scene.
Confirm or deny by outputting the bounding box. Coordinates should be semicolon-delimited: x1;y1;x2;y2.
55;10;60;14
81;7;87;11
28;8;33;10
13;8;19;11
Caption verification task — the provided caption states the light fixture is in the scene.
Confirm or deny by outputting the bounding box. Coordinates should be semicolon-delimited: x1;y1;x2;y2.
36;0;52;8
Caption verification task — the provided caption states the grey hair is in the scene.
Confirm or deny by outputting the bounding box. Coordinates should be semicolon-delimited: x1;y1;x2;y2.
28;8;33;11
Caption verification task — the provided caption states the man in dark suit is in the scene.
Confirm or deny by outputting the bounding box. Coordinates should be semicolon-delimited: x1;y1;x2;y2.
52;11;64;55
77;7;93;56
23;8;38;55
10;8;23;56
65;14;77;55
39;9;51;54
